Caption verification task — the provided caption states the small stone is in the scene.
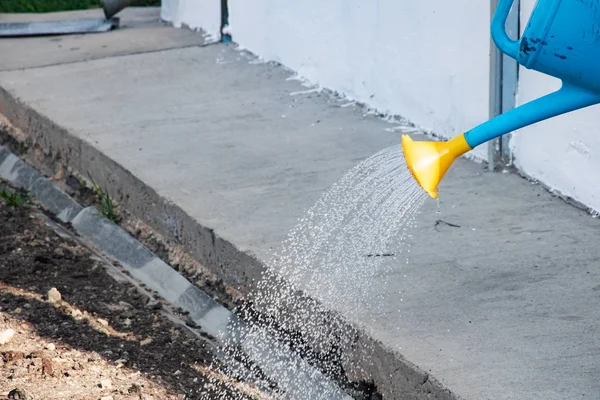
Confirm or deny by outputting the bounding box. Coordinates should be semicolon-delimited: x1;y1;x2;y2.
3;351;25;361
185;318;198;328
71;309;83;319
99;378;112;389
122;318;132;327
140;338;152;346
128;383;141;394
41;358;54;376
44;343;56;351
0;329;15;345
53;247;65;258
47;288;61;304
146;300;162;310
118;301;133;310
65;174;83;191
53;169;64;182
97;318;109;327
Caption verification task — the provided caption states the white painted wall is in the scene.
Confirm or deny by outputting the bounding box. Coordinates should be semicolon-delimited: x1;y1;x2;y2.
226;0;491;160
160;0;600;211
511;0;600;211
160;0;221;41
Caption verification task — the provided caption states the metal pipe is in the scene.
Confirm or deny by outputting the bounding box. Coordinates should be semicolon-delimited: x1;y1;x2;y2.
488;0;520;170
488;0;503;171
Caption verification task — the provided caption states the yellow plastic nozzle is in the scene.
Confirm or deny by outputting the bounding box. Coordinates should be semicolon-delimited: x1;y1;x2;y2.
401;133;472;198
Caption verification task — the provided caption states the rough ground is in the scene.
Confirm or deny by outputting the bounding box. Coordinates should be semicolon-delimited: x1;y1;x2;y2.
0;194;264;400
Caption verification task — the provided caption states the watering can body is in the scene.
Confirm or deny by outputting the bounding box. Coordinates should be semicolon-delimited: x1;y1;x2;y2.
464;0;600;150
493;0;600;92
402;0;600;198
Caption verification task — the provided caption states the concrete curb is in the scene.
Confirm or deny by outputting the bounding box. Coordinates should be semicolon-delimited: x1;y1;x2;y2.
0;143;352;400
0;85;459;399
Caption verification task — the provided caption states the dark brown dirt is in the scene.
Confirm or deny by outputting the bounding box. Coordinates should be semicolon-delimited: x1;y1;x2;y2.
0;198;267;400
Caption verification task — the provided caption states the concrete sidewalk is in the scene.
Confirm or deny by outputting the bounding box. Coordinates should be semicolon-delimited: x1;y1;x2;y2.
1;8;599;400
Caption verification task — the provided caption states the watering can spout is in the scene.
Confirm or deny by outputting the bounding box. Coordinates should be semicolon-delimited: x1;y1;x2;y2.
401;134;471;198
403;83;600;198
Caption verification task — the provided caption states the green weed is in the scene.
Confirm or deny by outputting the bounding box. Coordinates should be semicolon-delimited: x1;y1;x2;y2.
75;174;88;190
87;174;120;223
0;188;30;208
16;141;28;155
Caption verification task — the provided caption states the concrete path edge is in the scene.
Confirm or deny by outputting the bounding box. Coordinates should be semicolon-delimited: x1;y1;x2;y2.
0;85;459;400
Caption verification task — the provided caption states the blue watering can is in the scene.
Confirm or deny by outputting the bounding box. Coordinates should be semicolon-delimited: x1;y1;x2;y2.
402;0;600;198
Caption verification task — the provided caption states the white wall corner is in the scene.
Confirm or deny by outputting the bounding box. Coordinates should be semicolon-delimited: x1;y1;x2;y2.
161;0;221;40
